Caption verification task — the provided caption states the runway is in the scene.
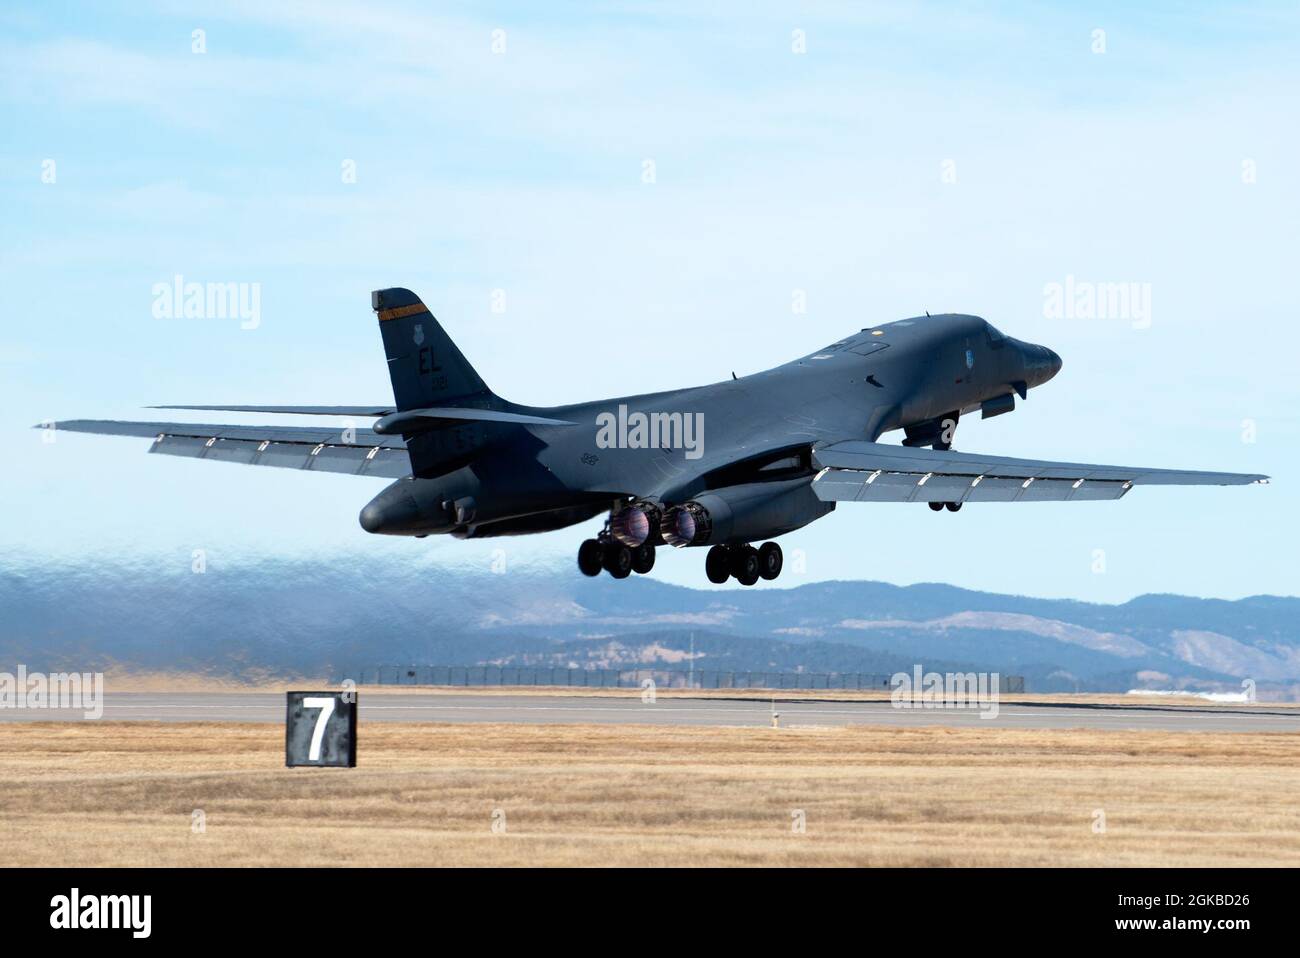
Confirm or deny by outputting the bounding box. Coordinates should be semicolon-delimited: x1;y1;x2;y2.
3;692;1298;732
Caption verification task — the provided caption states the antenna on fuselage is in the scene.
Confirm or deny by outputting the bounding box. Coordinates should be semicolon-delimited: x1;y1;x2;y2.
925;310;931;317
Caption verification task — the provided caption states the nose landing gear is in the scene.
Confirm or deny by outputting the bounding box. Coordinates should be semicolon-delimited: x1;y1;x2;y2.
928;501;962;512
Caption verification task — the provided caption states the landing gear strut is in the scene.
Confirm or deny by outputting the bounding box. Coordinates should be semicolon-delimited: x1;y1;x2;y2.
705;542;783;586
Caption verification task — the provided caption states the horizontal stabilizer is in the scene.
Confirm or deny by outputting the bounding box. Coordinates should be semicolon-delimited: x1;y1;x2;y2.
372;406;577;434
811;440;1268;504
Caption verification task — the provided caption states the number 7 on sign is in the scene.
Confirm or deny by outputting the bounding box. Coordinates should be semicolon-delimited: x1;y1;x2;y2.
302;696;336;761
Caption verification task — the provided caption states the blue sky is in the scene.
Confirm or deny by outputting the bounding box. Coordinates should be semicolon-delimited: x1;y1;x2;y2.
2;1;1296;601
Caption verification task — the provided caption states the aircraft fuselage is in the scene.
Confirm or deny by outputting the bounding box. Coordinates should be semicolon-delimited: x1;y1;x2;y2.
358;313;1061;539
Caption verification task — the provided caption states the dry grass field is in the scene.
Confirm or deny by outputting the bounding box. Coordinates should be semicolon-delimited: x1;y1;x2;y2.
2;721;1299;866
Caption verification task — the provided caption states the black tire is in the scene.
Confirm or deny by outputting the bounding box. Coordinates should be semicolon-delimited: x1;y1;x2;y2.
577;539;603;577
928;501;944;512
603;542;633;579
758;542;783;580
945;501;962;512
733;546;760;586
631;543;656;575
705;545;730;584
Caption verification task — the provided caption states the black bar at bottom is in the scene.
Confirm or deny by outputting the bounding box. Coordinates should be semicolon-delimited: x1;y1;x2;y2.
3;867;1282;942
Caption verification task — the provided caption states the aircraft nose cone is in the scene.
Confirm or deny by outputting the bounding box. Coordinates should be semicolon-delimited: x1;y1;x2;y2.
1019;342;1061;387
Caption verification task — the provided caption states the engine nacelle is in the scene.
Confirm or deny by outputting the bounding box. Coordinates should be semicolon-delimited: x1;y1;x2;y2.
660;477;833;547
359;469;589;537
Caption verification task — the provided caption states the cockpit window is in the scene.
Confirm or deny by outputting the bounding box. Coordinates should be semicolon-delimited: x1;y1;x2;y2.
984;322;1007;349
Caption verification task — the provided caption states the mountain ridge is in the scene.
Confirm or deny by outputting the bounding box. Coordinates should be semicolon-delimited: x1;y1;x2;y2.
1;552;1296;695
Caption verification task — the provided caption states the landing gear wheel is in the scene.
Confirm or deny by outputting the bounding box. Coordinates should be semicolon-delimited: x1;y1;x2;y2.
928;501;944;512
631;543;656;575
732;546;761;586
603;542;633;578
577;539;603;577
944;501;962;512
705;545;730;584
758;542;783;580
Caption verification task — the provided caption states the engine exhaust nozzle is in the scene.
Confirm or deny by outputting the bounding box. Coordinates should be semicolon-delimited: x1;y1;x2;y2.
610;500;660;547
661;502;711;548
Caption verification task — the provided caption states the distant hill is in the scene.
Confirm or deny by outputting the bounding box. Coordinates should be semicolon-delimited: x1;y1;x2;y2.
2;551;1297;695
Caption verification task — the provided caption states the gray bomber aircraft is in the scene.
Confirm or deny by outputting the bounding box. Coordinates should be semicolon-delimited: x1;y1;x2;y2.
50;287;1267;586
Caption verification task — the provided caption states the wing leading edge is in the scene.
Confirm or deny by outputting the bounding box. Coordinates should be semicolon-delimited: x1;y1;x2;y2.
811;440;1268;504
42;420;411;478
149;404;577;430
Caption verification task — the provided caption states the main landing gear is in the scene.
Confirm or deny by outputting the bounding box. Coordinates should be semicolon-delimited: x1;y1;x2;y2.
578;535;784;587
577;533;656;579
927;501;962;512
705;542;783;587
